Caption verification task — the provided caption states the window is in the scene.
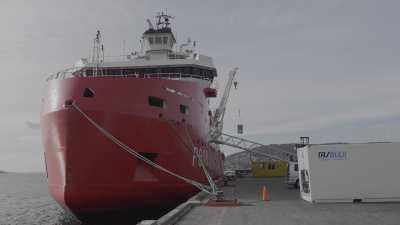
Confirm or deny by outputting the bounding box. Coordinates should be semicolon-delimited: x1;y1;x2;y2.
155;37;162;44
148;96;166;108
127;68;135;74
204;70;210;77
83;88;95;98
148;37;154;44
183;67;191;74
86;69;93;76
136;68;144;74
268;163;276;170
163;36;168;44
180;104;189;114
192;67;200;75
212;69;217;77
294;164;299;171
175;67;183;74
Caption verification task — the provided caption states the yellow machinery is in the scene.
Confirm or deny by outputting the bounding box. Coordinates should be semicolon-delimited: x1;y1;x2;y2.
251;160;288;177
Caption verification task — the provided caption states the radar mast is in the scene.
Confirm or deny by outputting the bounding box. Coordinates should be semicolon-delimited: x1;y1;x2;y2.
156;11;174;29
142;12;176;54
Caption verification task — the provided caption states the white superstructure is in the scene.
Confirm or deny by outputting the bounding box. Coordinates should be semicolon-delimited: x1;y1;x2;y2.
48;12;217;81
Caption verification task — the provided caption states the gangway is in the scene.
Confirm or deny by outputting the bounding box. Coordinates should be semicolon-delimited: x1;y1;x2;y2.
210;132;297;162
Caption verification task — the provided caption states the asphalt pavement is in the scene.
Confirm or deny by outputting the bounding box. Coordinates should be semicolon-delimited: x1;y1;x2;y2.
176;176;400;225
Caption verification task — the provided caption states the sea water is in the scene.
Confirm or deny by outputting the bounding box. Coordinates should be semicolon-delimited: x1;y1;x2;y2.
0;173;78;225
0;173;166;225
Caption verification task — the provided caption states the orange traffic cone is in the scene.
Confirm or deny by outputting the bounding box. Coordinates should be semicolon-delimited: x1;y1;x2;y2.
262;185;269;201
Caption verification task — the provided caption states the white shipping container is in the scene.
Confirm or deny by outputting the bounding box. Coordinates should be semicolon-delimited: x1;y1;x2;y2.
297;142;400;203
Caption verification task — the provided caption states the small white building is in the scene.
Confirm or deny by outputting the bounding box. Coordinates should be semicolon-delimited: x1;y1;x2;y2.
297;142;400;203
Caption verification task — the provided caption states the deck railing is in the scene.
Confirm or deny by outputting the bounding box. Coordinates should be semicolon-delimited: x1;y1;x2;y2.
46;68;211;82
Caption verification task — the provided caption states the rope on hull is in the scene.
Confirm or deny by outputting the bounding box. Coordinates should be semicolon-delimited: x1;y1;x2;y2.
70;102;217;195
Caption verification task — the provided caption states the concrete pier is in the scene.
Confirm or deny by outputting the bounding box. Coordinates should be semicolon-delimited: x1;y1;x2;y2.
174;177;400;225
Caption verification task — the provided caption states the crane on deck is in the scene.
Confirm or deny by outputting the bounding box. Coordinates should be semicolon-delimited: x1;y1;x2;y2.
210;67;238;138
209;68;297;162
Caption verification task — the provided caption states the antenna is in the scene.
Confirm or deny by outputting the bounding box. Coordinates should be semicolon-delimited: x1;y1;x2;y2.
179;38;192;52
146;19;154;29
155;11;174;29
140;38;144;54
191;40;197;53
91;30;104;76
122;40;126;60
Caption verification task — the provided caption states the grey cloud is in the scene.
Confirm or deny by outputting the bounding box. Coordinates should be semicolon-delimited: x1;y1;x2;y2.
2;0;400;169
25;121;40;129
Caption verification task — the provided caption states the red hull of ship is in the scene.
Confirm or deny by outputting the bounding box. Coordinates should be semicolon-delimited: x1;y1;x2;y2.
41;77;224;215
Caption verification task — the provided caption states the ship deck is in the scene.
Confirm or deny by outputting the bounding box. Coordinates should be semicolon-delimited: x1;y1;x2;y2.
146;176;400;225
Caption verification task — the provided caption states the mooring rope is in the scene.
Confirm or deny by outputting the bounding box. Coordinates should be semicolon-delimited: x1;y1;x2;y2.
70;102;213;194
163;119;220;195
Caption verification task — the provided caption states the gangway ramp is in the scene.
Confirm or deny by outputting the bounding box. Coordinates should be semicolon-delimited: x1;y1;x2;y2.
210;132;297;161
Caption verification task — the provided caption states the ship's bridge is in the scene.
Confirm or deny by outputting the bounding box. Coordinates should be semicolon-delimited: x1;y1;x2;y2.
46;13;217;81
143;27;176;54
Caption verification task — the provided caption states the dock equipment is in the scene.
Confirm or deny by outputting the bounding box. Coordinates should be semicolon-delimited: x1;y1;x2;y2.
210;68;238;135
209;67;296;179
298;142;400;203
208;68;296;162
210;132;297;162
251;160;288;177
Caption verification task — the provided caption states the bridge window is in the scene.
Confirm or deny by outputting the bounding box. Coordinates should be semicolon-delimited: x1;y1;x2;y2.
175;67;183;74
155;37;162;44
183;67;191;74
148;96;166;108
163;36;168;44
148;37;154;44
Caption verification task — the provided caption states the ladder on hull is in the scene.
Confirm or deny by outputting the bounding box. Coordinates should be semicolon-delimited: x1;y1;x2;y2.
210;132;297;162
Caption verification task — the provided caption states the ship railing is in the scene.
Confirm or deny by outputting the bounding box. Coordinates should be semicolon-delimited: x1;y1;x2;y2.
46;67;82;81
46;69;211;82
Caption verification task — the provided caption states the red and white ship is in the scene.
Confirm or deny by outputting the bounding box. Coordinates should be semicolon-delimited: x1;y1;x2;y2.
41;13;225;216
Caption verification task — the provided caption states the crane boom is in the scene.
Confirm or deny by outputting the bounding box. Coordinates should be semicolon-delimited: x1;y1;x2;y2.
212;67;238;133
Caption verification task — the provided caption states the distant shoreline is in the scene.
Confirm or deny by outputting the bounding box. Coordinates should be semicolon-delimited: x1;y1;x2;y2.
0;171;46;175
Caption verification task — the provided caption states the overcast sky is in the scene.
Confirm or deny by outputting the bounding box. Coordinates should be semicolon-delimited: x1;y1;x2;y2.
1;0;400;172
